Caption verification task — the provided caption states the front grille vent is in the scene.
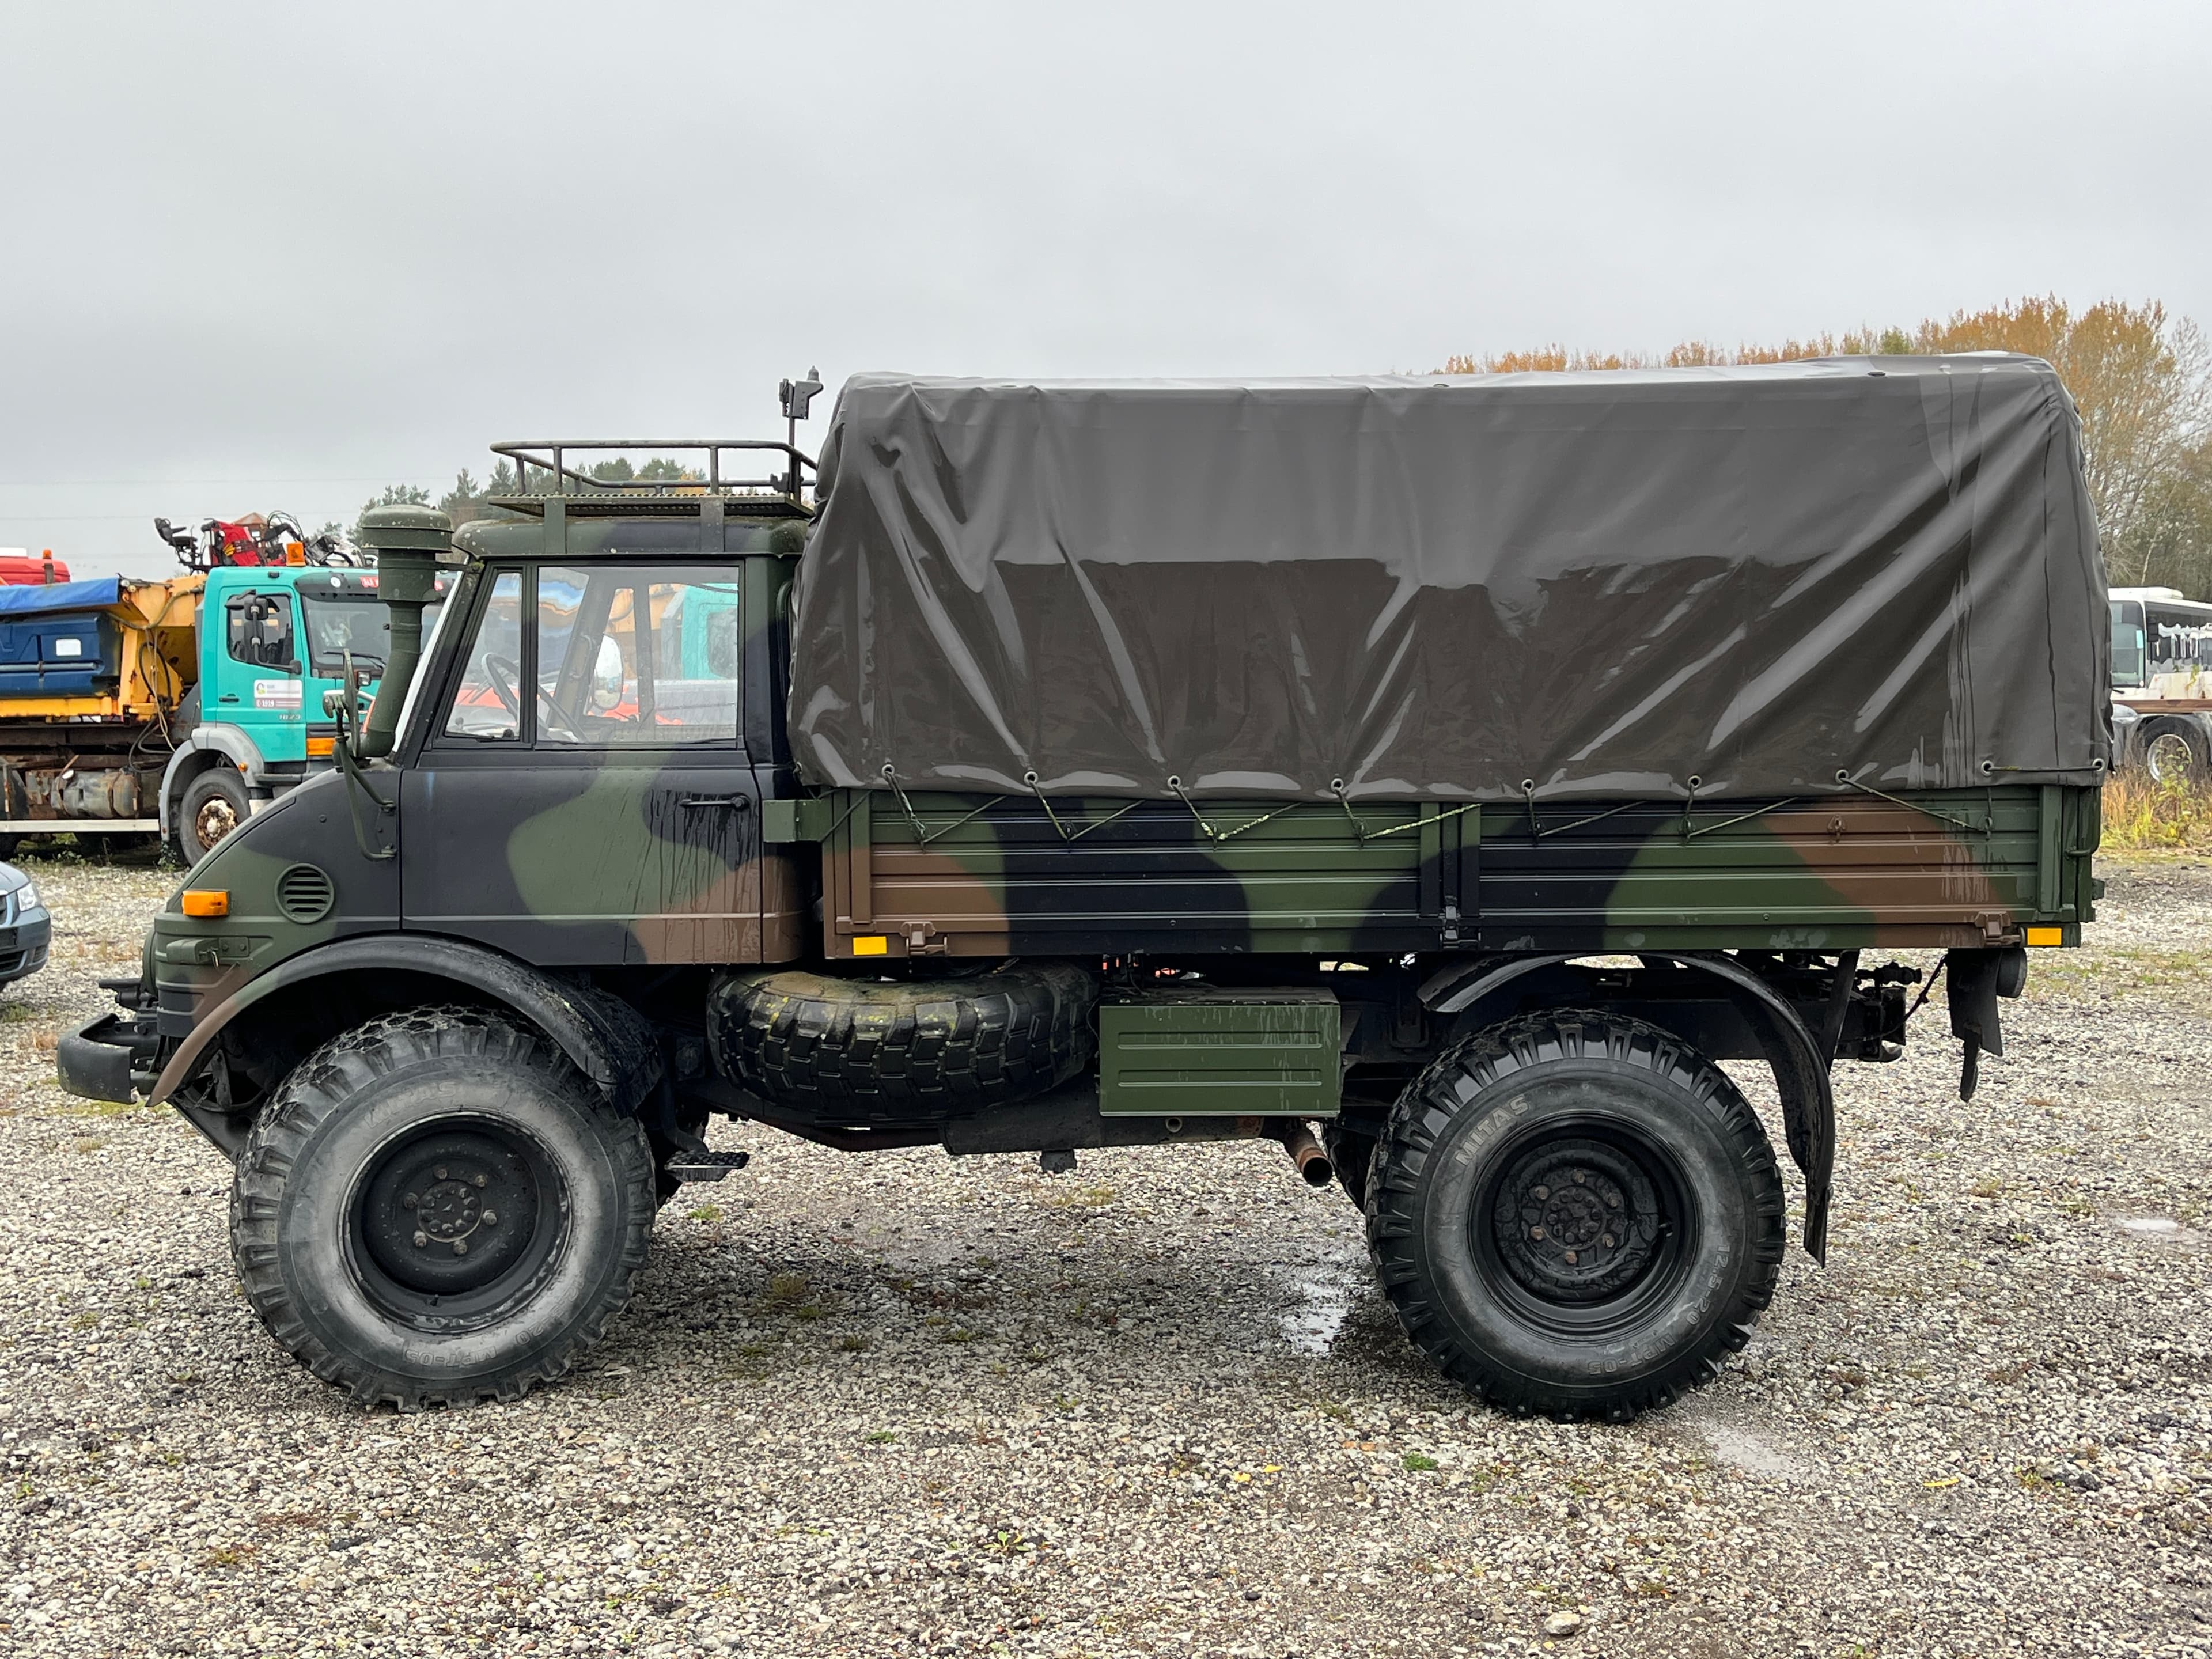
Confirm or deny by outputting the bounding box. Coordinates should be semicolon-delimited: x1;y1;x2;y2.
275;863;335;924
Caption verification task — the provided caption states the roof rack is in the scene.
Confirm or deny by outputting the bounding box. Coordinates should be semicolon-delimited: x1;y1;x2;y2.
484;438;816;521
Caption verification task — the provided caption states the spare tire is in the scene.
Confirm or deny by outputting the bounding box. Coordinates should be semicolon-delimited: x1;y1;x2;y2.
709;963;1097;1122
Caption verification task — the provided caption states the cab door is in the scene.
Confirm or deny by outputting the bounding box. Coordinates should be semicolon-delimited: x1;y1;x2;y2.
209;576;306;762
402;560;767;965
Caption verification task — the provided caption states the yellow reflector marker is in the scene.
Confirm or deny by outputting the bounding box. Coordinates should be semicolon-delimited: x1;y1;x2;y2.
2025;925;2063;946
306;736;335;757
851;935;889;956
181;890;229;919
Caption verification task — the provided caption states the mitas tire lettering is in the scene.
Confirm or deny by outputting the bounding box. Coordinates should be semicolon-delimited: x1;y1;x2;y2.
1365;1009;1785;1422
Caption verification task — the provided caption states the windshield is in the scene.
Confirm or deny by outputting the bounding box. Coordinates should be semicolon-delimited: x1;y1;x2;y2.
302;595;445;680
2110;600;2145;690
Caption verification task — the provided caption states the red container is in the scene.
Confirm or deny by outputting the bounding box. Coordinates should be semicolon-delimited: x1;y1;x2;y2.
0;552;72;585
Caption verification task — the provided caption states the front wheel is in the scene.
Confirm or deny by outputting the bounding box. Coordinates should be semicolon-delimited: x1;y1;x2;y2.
1366;1010;1784;1421
231;1006;656;1410
175;766;251;865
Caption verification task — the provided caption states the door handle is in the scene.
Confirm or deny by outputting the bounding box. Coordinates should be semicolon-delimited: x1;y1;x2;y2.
677;796;752;812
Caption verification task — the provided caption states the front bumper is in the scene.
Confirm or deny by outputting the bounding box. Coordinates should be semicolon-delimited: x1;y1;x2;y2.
58;1010;159;1104
0;912;51;984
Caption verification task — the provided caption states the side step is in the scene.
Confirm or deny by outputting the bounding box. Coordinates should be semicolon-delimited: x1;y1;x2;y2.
665;1149;752;1184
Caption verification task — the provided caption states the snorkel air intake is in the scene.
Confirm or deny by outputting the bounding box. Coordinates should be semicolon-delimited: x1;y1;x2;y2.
353;503;451;759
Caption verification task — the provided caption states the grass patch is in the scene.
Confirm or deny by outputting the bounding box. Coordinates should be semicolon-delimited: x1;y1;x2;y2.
2101;770;2212;852
1402;1453;1440;1472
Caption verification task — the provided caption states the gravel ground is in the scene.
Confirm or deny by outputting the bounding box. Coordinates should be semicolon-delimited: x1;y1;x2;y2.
1;845;2207;1658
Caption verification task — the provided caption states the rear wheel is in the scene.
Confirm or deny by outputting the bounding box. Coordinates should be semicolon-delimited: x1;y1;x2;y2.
2144;723;2209;785
231;1006;656;1410
175;767;251;865
1366;1010;1784;1420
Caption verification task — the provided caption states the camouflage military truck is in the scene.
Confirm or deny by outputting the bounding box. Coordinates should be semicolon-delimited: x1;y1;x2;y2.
59;360;2111;1420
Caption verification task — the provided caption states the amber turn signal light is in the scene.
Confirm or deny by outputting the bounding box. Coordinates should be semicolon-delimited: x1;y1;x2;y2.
180;890;229;918
306;736;335;757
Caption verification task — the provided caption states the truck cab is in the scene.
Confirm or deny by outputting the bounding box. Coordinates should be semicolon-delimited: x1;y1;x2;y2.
2109;585;2212;781
165;565;448;861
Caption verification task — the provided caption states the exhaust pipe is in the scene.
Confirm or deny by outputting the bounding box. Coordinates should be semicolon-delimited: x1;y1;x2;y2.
1281;1120;1334;1187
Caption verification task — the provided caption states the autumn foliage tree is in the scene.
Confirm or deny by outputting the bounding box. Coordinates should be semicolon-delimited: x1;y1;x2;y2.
1442;298;2212;596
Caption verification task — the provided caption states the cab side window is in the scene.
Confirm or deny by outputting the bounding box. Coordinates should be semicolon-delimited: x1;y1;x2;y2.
536;565;740;747
442;571;527;741
225;592;296;670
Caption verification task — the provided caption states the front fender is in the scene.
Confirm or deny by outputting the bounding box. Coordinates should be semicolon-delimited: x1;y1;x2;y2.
151;934;663;1142
158;724;268;835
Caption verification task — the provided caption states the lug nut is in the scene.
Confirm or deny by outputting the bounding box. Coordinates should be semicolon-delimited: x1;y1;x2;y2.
1565;1250;1579;1265
1570;1170;1586;1185
1605;1192;1622;1208
482;1210;498;1226
402;1193;418;1210
472;1173;487;1189
1600;1233;1615;1248
435;1166;448;1180
453;1239;469;1256
1529;1226;1545;1241
1532;1184;1550;1201
412;1230;429;1248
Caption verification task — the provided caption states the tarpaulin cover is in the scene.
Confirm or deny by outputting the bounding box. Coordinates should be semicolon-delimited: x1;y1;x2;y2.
0;577;122;617
789;358;2108;802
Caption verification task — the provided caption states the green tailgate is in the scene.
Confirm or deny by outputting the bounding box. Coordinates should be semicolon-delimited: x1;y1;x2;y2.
1097;987;1342;1118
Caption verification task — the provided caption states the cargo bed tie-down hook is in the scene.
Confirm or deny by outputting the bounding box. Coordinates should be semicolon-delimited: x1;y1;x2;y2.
1328;778;1482;844
881;763;1014;846
1021;773;1142;843
1165;776;1296;844
1835;770;1989;836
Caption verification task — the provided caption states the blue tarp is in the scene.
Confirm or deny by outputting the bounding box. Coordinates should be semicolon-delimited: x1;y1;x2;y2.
0;578;122;616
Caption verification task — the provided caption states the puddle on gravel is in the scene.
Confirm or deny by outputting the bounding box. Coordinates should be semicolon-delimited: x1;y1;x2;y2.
1277;1262;1359;1355
1676;1403;1810;1482
2115;1216;2196;1243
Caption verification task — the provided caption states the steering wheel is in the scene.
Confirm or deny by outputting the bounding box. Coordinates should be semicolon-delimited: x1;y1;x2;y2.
481;653;581;741
482;654;524;718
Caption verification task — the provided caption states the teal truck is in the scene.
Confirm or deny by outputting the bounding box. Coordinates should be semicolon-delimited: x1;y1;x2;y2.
0;558;444;863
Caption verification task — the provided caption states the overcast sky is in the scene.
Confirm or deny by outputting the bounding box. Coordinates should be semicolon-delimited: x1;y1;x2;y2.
3;0;2207;577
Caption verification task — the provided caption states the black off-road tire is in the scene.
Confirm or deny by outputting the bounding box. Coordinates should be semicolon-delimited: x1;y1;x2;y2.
175;766;250;866
709;963;1097;1120
230;1006;656;1410
1367;1009;1785;1421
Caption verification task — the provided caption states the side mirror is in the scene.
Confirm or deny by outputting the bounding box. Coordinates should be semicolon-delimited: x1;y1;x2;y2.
591;636;624;712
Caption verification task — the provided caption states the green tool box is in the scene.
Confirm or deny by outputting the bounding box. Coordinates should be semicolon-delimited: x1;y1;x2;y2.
1097;986;1342;1117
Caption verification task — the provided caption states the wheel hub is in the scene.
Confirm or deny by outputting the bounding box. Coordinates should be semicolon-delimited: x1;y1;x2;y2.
359;1130;541;1297
1490;1137;1665;1304
2147;732;2196;784
194;798;238;849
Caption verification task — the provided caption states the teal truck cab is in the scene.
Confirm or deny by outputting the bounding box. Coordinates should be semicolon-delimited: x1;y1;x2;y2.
0;560;446;863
